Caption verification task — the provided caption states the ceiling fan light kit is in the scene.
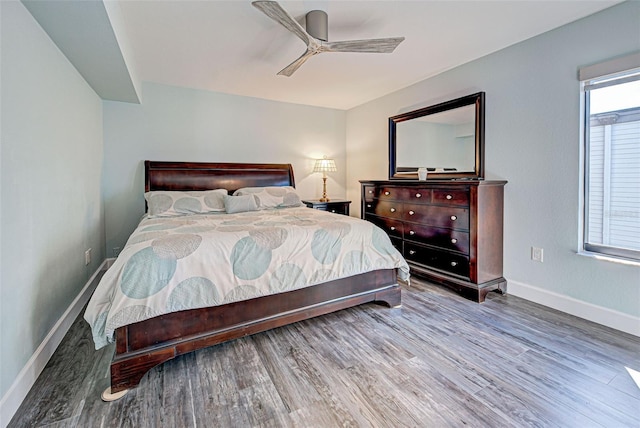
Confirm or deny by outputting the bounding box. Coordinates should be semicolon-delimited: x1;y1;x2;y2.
252;1;405;76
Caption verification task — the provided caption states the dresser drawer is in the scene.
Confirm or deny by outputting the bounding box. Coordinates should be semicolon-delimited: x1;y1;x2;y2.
366;186;430;202
404;204;469;230
404;188;431;202
403;223;470;254
365;214;403;238
404;242;470;278
363;185;376;202
389;236;403;253
432;188;470;206
374;186;411;201
364;200;404;219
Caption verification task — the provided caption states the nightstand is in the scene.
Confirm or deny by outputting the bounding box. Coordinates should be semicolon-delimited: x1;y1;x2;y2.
302;199;351;216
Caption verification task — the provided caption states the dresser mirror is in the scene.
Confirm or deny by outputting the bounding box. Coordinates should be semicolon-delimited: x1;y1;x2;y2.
389;92;485;180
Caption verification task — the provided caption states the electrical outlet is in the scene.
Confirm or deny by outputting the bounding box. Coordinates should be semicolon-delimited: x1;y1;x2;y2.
85;248;92;266
113;247;121;257
531;246;544;262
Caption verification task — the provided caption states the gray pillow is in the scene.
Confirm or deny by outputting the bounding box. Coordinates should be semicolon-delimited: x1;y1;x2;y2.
144;189;227;217
224;194;259;214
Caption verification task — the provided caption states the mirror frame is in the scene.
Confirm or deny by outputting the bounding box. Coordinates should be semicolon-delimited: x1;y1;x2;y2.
389;92;485;180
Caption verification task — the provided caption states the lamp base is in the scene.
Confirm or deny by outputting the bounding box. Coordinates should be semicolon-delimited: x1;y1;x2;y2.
320;176;331;202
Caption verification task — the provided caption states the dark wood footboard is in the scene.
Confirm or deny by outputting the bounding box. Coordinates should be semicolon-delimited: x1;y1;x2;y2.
110;269;401;393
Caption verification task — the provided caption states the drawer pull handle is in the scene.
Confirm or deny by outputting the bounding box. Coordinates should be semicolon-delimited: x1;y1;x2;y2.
446;194;453;200
331;210;336;213
368;190;373;194
450;215;457;221
451;238;458;244
409;230;415;235
415;193;422;198
367;204;372;208
384;191;390;196
390;208;396;213
390;226;396;231
409;210;415;215
409;250;416;255
450;261;458;267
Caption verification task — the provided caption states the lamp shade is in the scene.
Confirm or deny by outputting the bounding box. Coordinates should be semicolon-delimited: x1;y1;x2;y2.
313;158;337;173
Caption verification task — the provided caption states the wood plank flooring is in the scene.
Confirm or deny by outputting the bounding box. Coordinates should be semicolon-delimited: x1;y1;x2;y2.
9;278;640;427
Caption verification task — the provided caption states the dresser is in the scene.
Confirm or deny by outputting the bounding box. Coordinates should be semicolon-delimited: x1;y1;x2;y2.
360;180;507;302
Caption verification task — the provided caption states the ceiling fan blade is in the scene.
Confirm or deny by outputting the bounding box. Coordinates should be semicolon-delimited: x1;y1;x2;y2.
252;1;311;45
322;37;405;53
277;49;318;77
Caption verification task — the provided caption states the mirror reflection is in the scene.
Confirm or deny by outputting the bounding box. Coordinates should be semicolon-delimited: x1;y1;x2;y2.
395;104;476;173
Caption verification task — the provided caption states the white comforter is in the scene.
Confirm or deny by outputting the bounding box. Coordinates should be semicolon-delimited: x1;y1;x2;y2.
84;207;409;349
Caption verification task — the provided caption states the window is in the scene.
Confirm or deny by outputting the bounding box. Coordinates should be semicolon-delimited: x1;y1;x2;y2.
580;53;640;262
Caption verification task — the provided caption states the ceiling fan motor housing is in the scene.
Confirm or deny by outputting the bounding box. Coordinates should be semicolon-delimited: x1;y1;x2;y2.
306;10;328;41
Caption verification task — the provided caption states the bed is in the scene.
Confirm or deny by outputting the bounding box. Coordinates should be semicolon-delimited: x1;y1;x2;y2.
85;161;409;400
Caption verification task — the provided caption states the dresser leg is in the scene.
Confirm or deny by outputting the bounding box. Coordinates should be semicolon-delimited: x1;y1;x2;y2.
477;288;489;303
497;281;508;295
477;279;507;302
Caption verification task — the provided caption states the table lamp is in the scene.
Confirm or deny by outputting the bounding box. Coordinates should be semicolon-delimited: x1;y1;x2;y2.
313;157;337;202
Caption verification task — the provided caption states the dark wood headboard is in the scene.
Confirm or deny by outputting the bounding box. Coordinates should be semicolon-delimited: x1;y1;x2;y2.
144;161;296;194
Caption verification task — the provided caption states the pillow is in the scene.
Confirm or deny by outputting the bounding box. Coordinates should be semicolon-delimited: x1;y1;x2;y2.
144;189;227;217
224;194;259;214
233;186;303;209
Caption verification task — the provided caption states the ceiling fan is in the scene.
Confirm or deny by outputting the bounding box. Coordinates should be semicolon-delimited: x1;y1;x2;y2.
252;1;405;77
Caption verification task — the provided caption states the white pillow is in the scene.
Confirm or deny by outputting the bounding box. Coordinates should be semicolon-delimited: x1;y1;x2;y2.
233;186;303;209
144;189;227;217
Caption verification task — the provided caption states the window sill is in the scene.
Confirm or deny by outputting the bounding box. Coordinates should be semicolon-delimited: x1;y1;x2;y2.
577;251;640;267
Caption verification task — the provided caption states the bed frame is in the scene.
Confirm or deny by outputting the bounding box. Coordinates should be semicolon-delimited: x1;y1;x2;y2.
104;161;402;399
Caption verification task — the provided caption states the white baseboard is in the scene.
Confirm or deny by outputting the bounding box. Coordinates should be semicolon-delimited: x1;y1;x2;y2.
508;279;640;337
0;259;113;428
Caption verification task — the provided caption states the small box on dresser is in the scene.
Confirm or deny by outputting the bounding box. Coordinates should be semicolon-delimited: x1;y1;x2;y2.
360;180;507;302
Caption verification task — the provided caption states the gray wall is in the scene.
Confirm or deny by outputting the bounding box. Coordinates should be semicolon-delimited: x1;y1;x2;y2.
346;1;640;317
103;82;346;255
0;1;105;398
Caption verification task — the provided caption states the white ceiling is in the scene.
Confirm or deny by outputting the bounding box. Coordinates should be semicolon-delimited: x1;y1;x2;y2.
25;0;622;110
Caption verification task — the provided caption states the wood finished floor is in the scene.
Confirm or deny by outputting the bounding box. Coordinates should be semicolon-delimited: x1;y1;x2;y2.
9;278;640;428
